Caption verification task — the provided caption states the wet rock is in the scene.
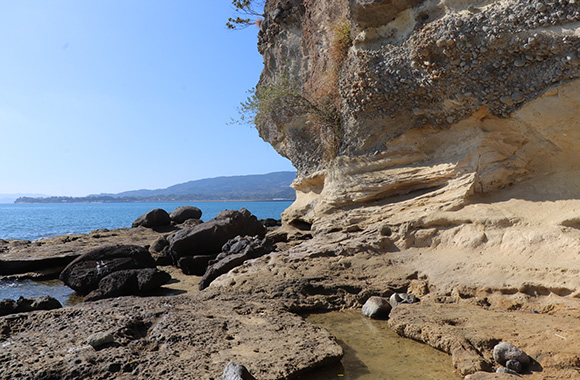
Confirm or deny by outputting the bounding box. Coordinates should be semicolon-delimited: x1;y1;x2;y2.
220;362;257;380
199;236;274;290
132;209;171;228
59;245;157;295
493;341;530;367
0;296;62;316
84;268;171;301
389;293;418;308
170;206;202;224
361;296;392;319
178;255;216;276
167;208;266;262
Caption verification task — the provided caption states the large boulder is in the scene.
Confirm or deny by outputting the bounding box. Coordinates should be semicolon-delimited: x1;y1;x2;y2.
170;206;202;224
132;209;171;228
84;268;171;302
199;235;274;290
59;245;157;295
167;208;266;262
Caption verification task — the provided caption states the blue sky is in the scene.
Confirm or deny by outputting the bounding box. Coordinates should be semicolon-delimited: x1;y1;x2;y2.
0;1;294;196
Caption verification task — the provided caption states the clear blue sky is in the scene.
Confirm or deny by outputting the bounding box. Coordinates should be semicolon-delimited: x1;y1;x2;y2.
0;1;294;196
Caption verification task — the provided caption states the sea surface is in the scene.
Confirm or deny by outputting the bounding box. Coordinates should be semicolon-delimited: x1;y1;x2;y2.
0;201;292;304
0;201;293;241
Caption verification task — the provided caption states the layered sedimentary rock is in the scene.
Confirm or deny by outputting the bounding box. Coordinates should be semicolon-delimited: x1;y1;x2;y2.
258;0;580;229
256;0;580;291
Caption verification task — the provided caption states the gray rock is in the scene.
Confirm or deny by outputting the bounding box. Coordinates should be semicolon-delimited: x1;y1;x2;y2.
496;366;521;375
389;293;418;308
493;341;530;367
86;331;115;348
221;362;257;380
362;296;391;319
506;359;523;373
170;206;202;224
132;209;171;228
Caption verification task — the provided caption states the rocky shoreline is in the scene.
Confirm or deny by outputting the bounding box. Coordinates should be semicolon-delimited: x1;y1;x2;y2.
1;205;579;379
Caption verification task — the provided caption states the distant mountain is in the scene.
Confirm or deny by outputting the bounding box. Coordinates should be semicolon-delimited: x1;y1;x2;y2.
0;193;49;204
15;172;296;203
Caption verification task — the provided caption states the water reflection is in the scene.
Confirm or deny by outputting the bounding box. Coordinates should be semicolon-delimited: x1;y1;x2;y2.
304;310;461;380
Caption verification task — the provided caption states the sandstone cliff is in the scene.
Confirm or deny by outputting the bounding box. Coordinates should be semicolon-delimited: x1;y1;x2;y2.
255;0;580;293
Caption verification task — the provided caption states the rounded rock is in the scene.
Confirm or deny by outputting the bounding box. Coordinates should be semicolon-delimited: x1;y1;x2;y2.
506;359;523;373
362;296;392;319
170;206;203;224
493;341;531;367
132;209;171;228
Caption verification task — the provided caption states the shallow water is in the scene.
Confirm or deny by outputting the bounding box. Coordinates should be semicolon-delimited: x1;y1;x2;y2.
0;279;80;306
305;310;461;380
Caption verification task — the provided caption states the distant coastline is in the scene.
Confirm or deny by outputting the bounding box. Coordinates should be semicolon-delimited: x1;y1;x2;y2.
13;171;297;204
14;196;295;204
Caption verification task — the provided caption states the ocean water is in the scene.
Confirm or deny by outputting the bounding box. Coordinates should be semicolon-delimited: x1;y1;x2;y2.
0;201;292;241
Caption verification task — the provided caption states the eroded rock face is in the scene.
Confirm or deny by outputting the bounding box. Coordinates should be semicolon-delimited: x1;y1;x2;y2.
257;0;580;235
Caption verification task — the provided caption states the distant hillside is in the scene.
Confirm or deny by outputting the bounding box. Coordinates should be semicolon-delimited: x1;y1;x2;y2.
15;172;296;203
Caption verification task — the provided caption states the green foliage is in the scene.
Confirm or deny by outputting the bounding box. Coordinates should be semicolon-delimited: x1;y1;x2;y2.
227;0;265;30
231;19;353;161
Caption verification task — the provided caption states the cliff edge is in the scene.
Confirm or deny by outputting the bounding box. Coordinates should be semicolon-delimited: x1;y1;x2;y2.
236;1;580;377
253;0;580;292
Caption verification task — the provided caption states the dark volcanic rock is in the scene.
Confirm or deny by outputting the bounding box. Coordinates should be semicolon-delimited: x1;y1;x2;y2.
221;362;257;380
150;236;169;253
199;236;274;290
0;296;62;316
170;206;202;224
132;209;171;228
167;208;266;262
178;255;217;276
84;268;171;301
59;245;157;295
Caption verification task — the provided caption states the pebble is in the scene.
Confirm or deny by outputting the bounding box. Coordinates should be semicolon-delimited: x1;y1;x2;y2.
389;293;418;308
496;366;520;375
86;331;115;349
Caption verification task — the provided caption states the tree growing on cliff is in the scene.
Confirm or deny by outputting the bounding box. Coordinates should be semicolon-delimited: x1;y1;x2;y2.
227;0;265;29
